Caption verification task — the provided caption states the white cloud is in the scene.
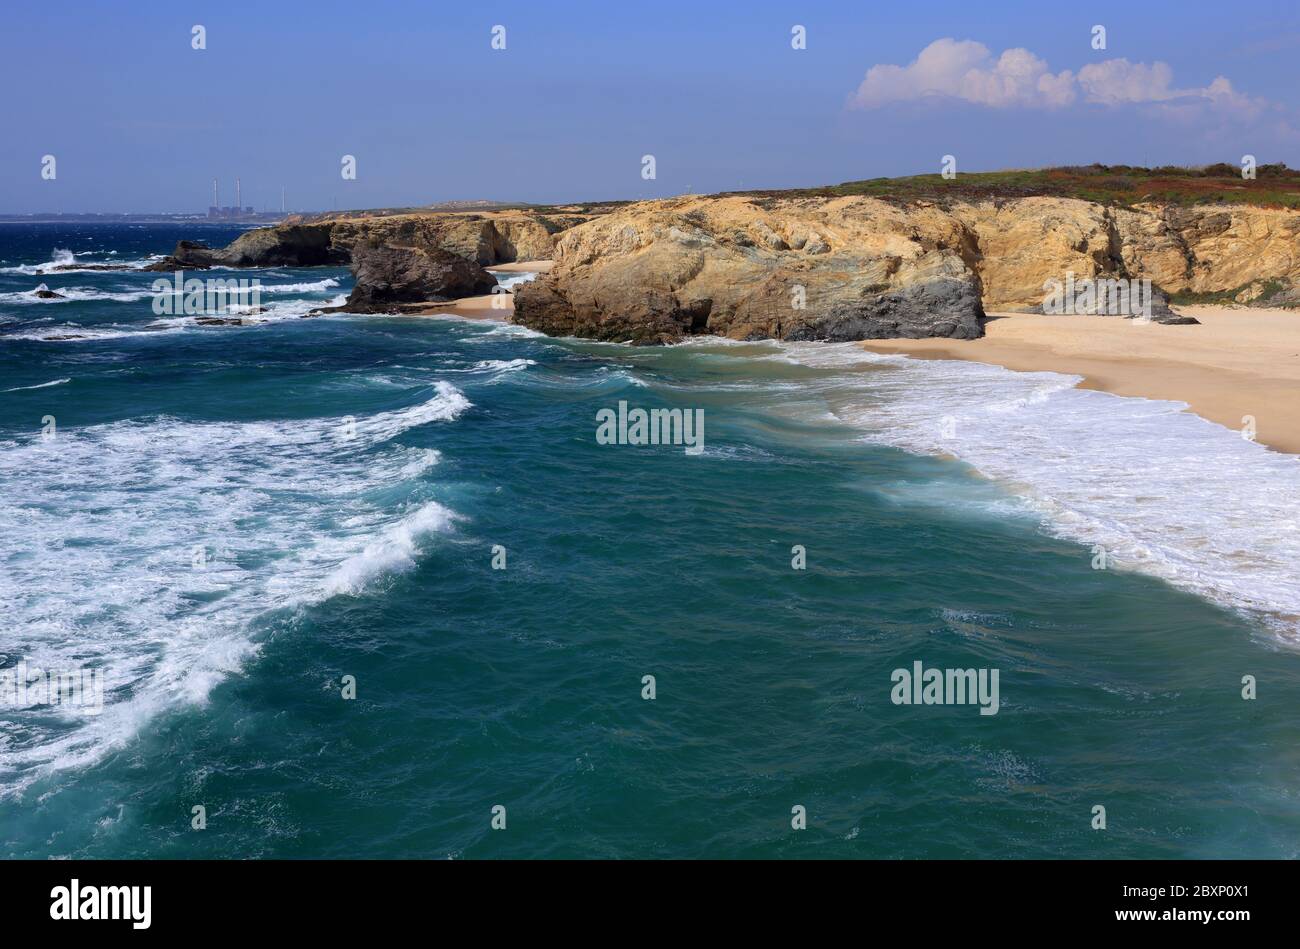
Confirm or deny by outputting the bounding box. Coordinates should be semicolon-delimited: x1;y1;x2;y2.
852;39;1075;109
1075;59;1178;104
1076;60;1265;119
851;39;1262;118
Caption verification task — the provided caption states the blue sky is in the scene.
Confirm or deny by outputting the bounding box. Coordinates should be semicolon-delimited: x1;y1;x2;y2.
3;0;1298;212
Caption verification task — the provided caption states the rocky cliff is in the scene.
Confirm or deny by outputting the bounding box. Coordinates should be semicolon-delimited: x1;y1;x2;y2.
512;196;977;343
953;197;1300;310
510;195;1300;342
513;196;986;344
159;188;1300;342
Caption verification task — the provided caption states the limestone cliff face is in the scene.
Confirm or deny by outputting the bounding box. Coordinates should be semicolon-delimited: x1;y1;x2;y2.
1117;204;1300;303
952;198;1300;309
325;213;561;264
512;195;1300;342
514;196;987;344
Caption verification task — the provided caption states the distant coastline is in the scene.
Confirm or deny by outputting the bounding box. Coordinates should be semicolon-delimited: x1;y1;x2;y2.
0;214;288;225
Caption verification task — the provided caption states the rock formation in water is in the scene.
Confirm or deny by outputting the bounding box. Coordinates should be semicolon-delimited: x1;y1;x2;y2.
342;242;498;313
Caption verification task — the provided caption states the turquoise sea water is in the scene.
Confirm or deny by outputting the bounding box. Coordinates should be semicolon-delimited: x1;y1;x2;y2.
2;224;1299;859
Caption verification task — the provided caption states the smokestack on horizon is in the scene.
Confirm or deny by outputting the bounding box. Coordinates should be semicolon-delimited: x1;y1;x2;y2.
236;177;241;211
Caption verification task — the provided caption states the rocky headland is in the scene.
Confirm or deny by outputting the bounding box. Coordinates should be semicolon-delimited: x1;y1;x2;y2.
158;167;1300;344
149;209;589;271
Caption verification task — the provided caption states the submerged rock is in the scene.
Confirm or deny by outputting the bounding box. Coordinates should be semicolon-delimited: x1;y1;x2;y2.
195;317;242;326
46;263;133;272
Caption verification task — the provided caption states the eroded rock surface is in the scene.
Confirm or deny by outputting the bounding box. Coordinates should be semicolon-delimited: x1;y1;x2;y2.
514;196;987;343
514;194;1300;343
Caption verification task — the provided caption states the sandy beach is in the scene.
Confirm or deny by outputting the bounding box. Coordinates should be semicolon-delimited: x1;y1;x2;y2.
486;260;554;274
862;306;1300;455
417;293;514;319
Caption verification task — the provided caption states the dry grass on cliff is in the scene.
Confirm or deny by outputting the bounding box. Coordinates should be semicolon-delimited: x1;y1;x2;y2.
736;163;1300;210
283;165;1300;225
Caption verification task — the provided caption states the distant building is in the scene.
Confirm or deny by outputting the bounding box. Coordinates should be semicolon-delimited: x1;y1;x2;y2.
207;177;257;218
207;205;257;220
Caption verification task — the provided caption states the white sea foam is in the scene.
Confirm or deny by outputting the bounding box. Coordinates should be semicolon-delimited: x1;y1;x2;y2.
487;270;539;291
767;342;1300;641
0;248;168;276
0;279;336;307
2;323;144;342
3;377;70;392
239;292;349;323
0;250;123;276
318;500;460;599
0;382;470;796
0;285;156;305
260;278;340;294
5;292;354;340
461;322;546;342
439;358;537;375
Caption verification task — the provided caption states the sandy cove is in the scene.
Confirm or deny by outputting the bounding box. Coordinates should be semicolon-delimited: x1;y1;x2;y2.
415;259;551;318
485;260;555;274
862;307;1300;455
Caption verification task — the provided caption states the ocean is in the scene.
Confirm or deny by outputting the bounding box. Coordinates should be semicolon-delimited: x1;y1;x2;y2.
1;223;1298;859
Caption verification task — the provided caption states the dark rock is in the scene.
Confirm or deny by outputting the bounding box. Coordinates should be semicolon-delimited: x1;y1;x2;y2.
194;317;247;326
219;225;346;267
1030;277;1200;325
141;241;223;271
511;281;689;344
33;287;65;299
143;228;343;270
168;240;223;269
513;249;986;345
140;257;182;272
46;264;133;272
784;277;986;341
1129;284;1200;325
343;242;497;314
